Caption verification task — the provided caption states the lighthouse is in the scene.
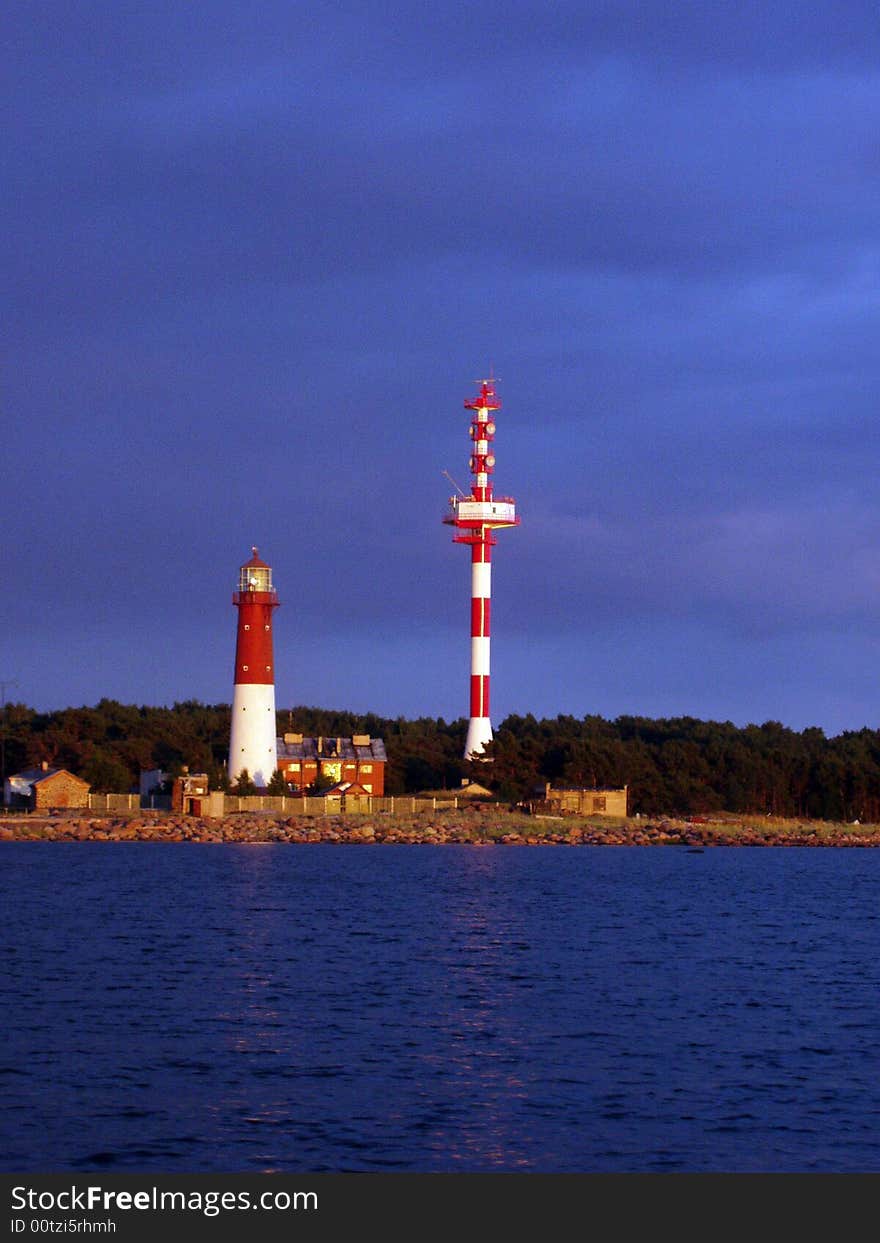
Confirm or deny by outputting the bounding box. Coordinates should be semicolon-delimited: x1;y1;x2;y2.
443;377;519;759
228;547;279;788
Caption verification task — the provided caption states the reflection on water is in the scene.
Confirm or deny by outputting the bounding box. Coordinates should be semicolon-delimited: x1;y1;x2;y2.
3;844;880;1171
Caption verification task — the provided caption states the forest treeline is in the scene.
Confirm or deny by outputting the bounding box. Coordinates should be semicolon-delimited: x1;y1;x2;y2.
3;699;880;819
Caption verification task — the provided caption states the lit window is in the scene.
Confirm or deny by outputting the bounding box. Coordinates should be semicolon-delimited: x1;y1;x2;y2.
361;764;372;773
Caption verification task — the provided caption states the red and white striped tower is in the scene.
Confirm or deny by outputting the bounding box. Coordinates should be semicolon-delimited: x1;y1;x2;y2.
228;547;279;788
444;377;519;759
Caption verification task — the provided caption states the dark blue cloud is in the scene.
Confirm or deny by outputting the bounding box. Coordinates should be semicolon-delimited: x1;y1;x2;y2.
3;3;880;731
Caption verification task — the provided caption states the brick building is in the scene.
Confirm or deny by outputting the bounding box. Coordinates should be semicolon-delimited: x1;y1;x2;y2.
276;734;387;795
4;763;90;810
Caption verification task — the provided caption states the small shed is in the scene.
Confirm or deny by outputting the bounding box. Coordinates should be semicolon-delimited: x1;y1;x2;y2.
528;783;628;817
321;780;373;813
4;764;90;810
460;780;494;798
171;770;214;815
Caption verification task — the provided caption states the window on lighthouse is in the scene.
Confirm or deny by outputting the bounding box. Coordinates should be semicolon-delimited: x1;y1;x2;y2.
239;566;272;592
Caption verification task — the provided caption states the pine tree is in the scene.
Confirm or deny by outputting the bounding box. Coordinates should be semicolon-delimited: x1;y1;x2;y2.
232;768;257;796
266;768;288;795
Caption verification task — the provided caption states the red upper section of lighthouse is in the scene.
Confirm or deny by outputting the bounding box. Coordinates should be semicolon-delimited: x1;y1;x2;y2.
232;546;278;685
243;546;269;570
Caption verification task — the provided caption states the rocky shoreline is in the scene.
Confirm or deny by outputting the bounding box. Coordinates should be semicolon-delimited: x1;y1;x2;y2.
2;809;880;846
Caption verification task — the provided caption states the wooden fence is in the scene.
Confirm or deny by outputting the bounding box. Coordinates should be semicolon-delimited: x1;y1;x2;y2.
87;793;464;816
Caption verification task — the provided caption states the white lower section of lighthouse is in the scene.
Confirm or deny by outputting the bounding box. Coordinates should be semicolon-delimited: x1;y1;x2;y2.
229;683;277;787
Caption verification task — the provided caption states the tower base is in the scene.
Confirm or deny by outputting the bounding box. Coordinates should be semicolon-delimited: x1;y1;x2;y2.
464;716;493;761
229;682;277;787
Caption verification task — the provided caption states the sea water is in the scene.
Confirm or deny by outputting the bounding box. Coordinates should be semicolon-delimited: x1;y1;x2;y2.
2;843;879;1172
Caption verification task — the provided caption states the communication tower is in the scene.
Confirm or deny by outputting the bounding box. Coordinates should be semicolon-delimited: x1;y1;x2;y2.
443;377;519;759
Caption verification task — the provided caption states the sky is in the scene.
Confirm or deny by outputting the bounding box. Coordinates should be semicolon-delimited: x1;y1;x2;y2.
4;2;880;735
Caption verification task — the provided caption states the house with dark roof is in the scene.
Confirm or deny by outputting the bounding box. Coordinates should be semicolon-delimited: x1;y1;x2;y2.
276;734;387;795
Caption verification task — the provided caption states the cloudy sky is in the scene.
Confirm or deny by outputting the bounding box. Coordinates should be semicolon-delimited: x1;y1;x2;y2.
4;2;880;733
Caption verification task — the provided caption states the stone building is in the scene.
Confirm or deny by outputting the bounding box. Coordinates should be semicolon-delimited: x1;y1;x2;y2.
4;763;90;810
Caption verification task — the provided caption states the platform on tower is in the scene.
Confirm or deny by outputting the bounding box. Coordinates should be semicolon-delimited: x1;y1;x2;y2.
443;497;518;527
